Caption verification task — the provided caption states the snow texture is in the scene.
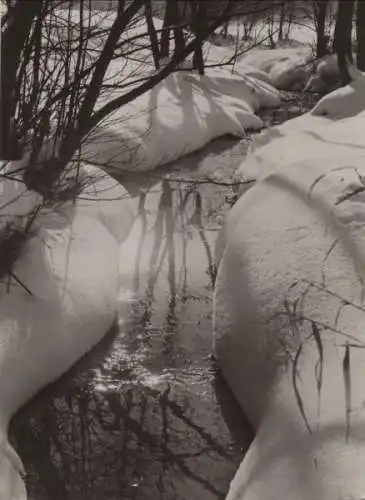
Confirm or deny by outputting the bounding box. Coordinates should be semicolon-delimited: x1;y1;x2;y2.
239;49;358;93
214;74;365;500
234;73;365;184
240;47;312;90
0;166;136;499
312;68;365;118
234;66;275;86
0;164;41;234
81;71;281;173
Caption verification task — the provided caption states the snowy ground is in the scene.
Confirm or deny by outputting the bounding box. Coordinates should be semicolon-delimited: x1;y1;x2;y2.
213;72;365;500
82;70;281;173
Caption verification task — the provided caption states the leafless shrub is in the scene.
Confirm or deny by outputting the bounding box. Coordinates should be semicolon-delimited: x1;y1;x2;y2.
0;0;238;281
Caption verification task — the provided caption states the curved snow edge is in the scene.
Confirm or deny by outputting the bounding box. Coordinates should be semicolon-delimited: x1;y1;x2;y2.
0;164;136;499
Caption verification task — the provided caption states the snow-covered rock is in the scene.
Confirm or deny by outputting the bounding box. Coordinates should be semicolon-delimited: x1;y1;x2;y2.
233;65;274;86
212;68;281;110
312;69;365;118
234;73;365;184
240;74;281;109
214;81;365;500
214;155;365;500
305;55;361;93
242;47;311;74
234;110;365;186
317;54;340;84
82;71;281;173
0;165;136;499
240;46;313;91
268;56;311;90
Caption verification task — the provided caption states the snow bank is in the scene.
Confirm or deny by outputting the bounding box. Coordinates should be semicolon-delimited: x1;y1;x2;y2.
234;73;365;183
312;68;365;118
240;46;312;90
204;43;275;86
305;54;359;92
268;56;311;90
212;67;281;109
234;65;274;85
235;111;365;185
214;157;365;500
0;163;41;234
59;163;136;244
82;71;281;173
317;54;340;83
214;74;365;500
0;165;136;499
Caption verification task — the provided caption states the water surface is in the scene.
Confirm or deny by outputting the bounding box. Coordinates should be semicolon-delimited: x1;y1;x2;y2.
10;135;254;500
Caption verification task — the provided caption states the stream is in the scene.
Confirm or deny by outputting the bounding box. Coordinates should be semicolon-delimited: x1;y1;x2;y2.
9;93;321;500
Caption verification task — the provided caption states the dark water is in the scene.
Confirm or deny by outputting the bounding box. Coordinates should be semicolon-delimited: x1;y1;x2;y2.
10;135;254;500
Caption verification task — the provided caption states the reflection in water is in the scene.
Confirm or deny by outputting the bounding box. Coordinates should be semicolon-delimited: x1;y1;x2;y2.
10;137;254;500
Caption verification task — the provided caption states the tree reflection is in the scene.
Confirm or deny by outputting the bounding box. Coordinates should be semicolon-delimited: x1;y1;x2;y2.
10;175;251;500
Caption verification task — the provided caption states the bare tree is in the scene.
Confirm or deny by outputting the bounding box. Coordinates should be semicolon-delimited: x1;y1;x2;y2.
188;0;207;74
1;1;45;160
160;0;185;60
277;1;286;41
311;0;330;58
0;0;235;190
333;0;355;85
144;0;160;69
0;0;236;281
283;1;295;40
356;0;365;71
266;5;276;48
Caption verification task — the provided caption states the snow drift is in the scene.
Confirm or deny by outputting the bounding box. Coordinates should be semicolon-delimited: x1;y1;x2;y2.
234;72;365;184
81;71;281;173
214;74;365;500
239;48;356;93
0;164;136;499
240;46;313;90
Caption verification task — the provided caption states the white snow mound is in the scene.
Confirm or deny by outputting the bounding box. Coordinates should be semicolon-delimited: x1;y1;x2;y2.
312;69;365;118
0;165;135;499
214;93;365;500
317;54;340;83
241;47;312;90
82;71;281;173
234;74;365;184
59;163;136;244
0;163;42;233
233;65;275;86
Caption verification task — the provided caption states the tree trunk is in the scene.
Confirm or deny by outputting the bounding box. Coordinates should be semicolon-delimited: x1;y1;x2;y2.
314;0;329;58
356;0;365;71
333;0;354;85
172;0;185;55
284;2;294;40
278;2;285;41
145;0;160;69
160;0;182;60
160;2;172;58
267;9;276;49
0;1;43;160
189;0;206;74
